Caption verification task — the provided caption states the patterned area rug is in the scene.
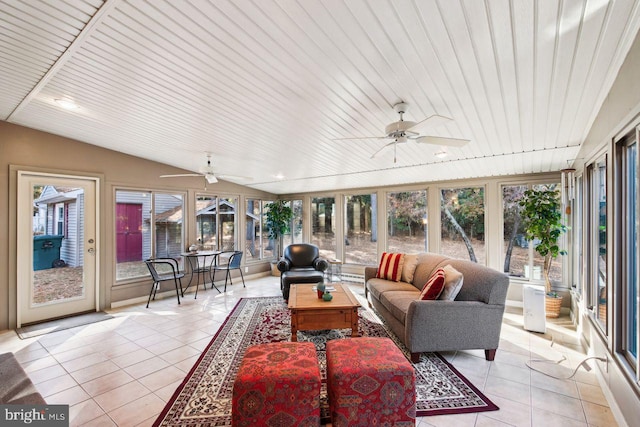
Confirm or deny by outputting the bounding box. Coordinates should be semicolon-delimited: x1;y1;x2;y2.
153;297;498;426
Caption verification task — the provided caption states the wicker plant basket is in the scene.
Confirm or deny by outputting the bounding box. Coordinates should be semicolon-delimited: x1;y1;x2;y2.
545;295;562;318
598;303;607;322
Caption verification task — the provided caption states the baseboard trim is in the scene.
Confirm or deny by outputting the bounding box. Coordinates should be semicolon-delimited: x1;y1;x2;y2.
110;271;271;309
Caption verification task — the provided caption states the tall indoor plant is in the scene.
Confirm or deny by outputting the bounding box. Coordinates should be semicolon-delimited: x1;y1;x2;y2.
519;187;567;317
265;200;293;273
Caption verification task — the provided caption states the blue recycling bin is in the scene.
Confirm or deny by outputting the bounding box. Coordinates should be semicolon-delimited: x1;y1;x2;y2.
33;235;64;271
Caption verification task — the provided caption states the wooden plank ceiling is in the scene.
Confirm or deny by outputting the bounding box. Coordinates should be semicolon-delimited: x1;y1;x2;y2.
2;0;640;194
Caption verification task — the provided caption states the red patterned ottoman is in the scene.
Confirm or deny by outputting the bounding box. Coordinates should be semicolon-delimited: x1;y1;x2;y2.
232;342;321;427
326;337;416;426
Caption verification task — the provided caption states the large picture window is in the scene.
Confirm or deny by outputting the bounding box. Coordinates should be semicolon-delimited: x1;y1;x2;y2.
116;190;184;281
195;195;237;252
283;199;303;248
502;183;563;284
440;187;485;263
387;191;428;253
344;194;376;264
245;198;274;261
311;197;336;260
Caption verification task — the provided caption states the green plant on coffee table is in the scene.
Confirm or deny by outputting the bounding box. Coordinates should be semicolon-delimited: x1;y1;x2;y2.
265;200;294;261
518;188;567;296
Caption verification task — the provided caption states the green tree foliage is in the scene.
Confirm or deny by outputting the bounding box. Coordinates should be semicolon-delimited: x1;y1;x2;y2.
387;192;427;237
265;200;293;259
519;188;567;294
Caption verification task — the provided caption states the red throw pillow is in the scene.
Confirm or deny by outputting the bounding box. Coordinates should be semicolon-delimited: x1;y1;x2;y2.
419;268;446;300
376;252;405;282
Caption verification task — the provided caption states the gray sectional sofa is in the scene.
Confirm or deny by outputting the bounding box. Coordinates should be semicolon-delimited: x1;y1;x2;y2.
365;252;509;362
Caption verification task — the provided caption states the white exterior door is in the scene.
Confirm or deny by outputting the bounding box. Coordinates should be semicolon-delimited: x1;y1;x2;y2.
17;172;99;326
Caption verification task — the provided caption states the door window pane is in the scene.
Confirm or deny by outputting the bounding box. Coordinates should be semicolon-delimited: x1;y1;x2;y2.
344;194;376;264
33;185;85;304
440;187;485;263
312;197;336;259
387;191;428;253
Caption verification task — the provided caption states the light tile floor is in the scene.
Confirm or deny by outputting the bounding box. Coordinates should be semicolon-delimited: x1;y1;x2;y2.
0;275;619;427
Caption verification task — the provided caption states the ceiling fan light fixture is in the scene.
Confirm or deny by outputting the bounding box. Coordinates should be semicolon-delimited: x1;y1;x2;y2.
205;173;218;184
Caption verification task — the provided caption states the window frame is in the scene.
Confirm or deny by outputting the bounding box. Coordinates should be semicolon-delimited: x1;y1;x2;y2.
616;129;640;375
586;156;608;333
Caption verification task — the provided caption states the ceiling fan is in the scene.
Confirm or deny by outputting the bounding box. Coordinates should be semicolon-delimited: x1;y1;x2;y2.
160;153;250;185
335;102;470;162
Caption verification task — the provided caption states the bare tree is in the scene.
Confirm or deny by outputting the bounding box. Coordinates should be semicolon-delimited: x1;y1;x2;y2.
440;191;478;263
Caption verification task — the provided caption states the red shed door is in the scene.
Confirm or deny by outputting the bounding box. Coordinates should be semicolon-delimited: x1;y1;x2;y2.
116;203;143;262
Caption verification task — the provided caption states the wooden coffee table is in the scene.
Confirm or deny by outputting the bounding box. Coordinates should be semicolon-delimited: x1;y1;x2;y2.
288;283;361;342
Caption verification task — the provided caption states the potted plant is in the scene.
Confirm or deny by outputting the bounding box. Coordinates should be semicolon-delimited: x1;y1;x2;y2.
265;200;293;276
519;187;567;318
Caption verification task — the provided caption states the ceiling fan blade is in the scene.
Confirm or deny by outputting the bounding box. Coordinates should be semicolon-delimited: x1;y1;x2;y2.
205;174;218;184
160;173;203;178
370;141;396;159
409;114;453;133
216;174;253;181
415;136;470;147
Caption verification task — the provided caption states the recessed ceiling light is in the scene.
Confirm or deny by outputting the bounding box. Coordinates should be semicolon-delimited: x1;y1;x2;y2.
54;98;78;110
434;150;448;159
275;173;285;180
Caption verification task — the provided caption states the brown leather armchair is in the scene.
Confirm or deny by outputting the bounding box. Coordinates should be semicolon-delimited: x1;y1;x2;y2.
277;243;329;301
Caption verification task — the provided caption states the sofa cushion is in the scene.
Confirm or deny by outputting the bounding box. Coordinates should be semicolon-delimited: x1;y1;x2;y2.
376;252;405;282
367;278;418;301
379;291;419;324
401;253;419;283
419;268;446;300
436;259;507;304
411;253;451;290
438;264;464;301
